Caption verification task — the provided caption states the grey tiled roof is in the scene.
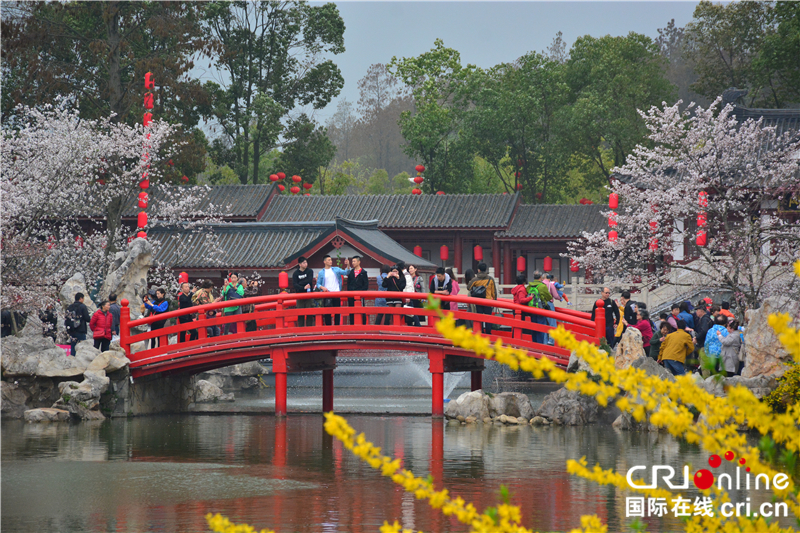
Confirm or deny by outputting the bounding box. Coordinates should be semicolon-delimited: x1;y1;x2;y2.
259;193;519;229
122;184;273;219
495;204;607;239
732;107;800;137
149;218;437;270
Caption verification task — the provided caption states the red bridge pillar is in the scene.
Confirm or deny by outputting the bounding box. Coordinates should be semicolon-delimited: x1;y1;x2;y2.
429;348;444;418
322;368;334;413
273;348;287;417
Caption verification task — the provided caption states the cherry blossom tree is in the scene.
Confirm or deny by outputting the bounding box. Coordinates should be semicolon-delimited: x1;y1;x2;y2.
2;100;228;313
567;98;800;313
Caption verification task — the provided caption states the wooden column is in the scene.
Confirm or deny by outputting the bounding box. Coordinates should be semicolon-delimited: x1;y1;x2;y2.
503;243;513;286
492;239;500;272
454;232;463;272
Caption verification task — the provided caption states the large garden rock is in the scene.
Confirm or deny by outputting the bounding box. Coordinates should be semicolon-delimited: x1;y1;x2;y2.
742;297;799;379
194;380;235;403
630;356;675;382
535;387;619;426
615;327;646;370
99;238;152;304
697;375;777;399
24;408;70;422
444;390;491;420
1;381;31;418
52;370;110;420
59;273;97;315
1;332;83;378
488;392;534;420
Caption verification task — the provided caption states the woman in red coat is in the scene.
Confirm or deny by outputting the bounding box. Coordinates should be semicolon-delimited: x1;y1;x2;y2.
89;301;114;352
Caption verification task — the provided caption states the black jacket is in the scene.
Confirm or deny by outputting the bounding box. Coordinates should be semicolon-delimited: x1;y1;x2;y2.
293;268;314;293
382;273;406;304
695;313;714;347
590;298;620;327
346;268;370;292
178;292;194;324
66;302;91;334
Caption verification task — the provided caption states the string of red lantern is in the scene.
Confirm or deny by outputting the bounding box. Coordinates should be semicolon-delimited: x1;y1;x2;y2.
607;192;618;241
697;191;708;246
138;72;155;239
412;164;425;195
570;259;580;272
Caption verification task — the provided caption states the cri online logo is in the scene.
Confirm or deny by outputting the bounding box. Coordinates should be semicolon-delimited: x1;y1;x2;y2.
627;450;791;491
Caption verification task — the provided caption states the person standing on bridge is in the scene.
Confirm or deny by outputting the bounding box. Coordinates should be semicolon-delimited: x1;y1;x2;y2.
346;256;369;325
429;267;453;311
405;264;423;327
292;256;315;327
144;288;169;348
222;274;245;335
317;255;350;326
590;287;619;348
382;265;406;324
178;282;198;343
192;280;222;337
373;264;391;326
468;263;497;335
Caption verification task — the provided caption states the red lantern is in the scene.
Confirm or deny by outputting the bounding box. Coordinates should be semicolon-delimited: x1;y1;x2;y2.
696;231;707;247
699;191;708;208
144;72;155;90
181;175;189;183
413;176;424;185
278;184;285;192
413;245;423;257
608;211;618;227
516;183;523;190
75;235;84;248
303;182;312;190
143;93;154;110
436;191;445;195
570;259;580;272
440;245;449;261
412;188;422;195
138;192;148;208
139;179;150;189
137;211;148;228
517;159;524;166
517;255;526;272
97;179;106;186
168;159;173;166
278;271;289;290
609;193;619;209
292;175;302;183
543;256;552;272
535;192;542;200
649;220;658;231
415;164;425;173
277;172;286;180
608;230;618;242
304;193;311;196
515;171;521;178
290;186;300;194
473;245;483;261
137;231;147;239
697;212;707;228
143;113;152;127
269;174;279;182
649;237;659;251
178;272;189;284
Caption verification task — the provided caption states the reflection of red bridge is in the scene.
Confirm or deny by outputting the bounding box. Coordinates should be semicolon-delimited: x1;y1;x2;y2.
120;292;605;416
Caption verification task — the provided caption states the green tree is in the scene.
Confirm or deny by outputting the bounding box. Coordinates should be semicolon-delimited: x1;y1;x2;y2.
202;1;345;184
277;114;336;186
391;172;413;195
364;169;390;195
564;32;675;183
388;39;475;193
753;1;800;107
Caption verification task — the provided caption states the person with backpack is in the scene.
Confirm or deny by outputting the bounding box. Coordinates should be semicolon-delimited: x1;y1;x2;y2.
222;273;245;335
512;274;539;343
526;271;552;344
66;292;91;356
467;262;497;334
89;301;114;352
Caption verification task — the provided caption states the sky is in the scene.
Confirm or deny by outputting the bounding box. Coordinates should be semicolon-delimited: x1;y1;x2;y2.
310;1;702;123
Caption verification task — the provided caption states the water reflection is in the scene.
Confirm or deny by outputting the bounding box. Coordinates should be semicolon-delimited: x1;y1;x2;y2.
2;415;791;533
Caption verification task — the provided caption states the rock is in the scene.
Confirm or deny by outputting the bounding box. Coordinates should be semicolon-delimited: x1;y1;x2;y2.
498;414;509;424
52;370;110;419
535;387;620;426
194;380;235;403
205;361;267;377
488;392;535;420
1;334;84;378
456;415;466;422
2;381;31;418
465;416;477;424
444;390;491;420
59;273;97;315
24;408;70;422
99;238;153;305
530;416;547;426
482;417;492;424
615;327;646;370
240;377;260;389
742;297;799;379
630;356;675;382
697;375;778;399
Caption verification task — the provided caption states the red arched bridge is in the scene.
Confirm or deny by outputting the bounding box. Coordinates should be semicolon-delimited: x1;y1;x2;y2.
119;292;606;416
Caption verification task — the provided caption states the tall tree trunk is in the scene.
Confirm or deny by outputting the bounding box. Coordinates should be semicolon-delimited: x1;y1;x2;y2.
105;2;123;121
105;195;125;267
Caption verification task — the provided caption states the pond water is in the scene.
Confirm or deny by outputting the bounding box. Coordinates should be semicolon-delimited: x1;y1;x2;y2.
3;392;792;533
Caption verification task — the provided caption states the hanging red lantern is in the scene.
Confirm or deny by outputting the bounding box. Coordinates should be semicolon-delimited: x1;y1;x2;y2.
440;245;449;261
178;272;189;284
697;212;707;228
413;245;423;257
137;231;147;239
168;159;173;167
290;186;300;194
473;245;483;261
143;113;152;127
181;175;189;183
74;235;84;248
278;184;285;192
139;179;150;189
303;182;313;190
699;191;708;207
292;175;302;183
696;231;707;247
609;193;619;209
649;220;658;231
412;188;422;195
535;192;543;200
144;72;155;90
517;255;526;272
97;179;106;186
543;256;552;272
436;191;445;195
278;271;289;289
608;230;618;242
413;176;424;185
608;211;618;227
137;211;148;228
649;237;659;251
277;172;286;180
415;164;425;173
570;259;580;272
516;183;523;191
304;193;311;196
517;159;524;167
138;192;148;208
143;93;154;110
269;174;279;182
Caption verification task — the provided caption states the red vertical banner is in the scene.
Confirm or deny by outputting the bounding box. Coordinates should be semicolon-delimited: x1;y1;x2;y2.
139;73;154;239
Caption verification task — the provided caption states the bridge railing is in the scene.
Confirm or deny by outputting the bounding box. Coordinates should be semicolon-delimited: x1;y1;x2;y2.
119;292;606;370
